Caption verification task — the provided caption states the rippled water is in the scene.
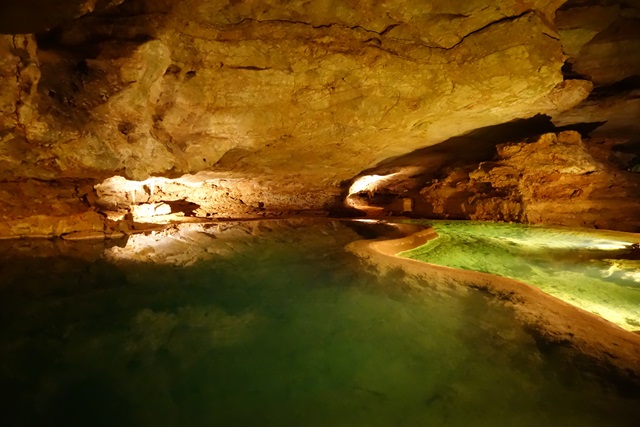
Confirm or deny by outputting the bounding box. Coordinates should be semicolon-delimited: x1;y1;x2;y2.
0;220;638;426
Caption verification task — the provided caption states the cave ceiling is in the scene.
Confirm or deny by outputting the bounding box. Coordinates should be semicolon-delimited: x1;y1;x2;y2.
4;0;630;183
0;0;639;229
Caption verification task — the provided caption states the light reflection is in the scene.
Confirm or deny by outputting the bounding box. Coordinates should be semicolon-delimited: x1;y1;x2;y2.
603;260;640;284
132;203;171;218
104;224;217;266
587;242;630;250
498;236;632;251
624;271;640;283
345;173;400;213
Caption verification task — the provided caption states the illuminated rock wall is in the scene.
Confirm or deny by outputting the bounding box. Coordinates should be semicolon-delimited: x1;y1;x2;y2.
412;131;640;231
0;0;638;236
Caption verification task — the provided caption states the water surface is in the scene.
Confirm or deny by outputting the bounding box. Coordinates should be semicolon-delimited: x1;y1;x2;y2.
0;220;638;426
400;220;640;331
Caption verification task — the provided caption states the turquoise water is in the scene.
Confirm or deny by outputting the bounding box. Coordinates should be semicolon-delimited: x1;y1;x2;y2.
0;220;639;426
400;220;640;331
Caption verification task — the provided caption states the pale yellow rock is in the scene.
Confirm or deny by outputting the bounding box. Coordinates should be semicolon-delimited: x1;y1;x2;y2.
556;5;620;57
0;3;587;185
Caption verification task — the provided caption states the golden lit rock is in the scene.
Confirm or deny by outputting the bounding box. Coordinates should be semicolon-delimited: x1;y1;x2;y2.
1;2;584;186
0;0;638;237
413;131;640;231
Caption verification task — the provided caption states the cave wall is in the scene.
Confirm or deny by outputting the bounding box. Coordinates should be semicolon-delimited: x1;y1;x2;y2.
552;0;640;137
348;0;640;231
414;131;640;231
0;0;638;237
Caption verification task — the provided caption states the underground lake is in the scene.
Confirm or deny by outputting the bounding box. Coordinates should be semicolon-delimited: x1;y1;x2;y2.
0;219;639;427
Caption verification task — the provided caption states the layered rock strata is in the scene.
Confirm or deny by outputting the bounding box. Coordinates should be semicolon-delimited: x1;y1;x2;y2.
0;0;598;237
552;0;640;135
408;131;640;231
0;0;638;236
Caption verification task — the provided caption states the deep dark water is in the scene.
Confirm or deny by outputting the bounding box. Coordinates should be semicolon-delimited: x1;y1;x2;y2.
0;220;639;427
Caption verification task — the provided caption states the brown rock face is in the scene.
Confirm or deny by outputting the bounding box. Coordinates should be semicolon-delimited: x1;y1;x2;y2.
0;179;105;238
557;0;640;86
0;0;638;236
413;131;640;231
552;0;640;136
0;0;584;185
93;172;342;222
0;1;125;34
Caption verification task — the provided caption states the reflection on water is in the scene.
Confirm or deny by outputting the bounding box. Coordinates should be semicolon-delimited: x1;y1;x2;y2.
400;221;640;331
0;220;639;426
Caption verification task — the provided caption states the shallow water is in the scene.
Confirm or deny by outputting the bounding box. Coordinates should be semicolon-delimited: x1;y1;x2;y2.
0;220;639;426
400;220;640;331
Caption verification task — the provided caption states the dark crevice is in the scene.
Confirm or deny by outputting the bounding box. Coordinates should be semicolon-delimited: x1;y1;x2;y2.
229;17;401;36
33;0;158;59
431;10;534;50
35;30;155;59
352;114;611;185
165;200;200;217
225;65;272;71
561;61;590;81
555;121;608;137
369;115;558;173
589;75;640;97
228;11;532;50
379;23;401;36
541;31;560;42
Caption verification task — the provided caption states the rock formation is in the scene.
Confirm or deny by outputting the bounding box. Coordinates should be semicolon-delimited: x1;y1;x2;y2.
0;0;638;237
415;131;640;231
349;130;640;231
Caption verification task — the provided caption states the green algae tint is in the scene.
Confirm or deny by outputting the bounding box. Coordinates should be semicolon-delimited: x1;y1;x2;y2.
0;220;638;427
400;220;640;331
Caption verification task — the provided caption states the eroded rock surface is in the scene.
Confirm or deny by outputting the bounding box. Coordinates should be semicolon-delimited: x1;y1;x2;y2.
0;0;638;237
413;131;640;231
0;1;586;184
552;0;640;135
557;0;640;86
0;179;106;238
94;172;342;222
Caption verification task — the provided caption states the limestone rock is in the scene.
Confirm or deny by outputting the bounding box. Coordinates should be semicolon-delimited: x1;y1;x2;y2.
552;87;640;137
0;1;586;185
0;179;106;238
557;0;640;86
94;172;342;222
416;131;640;231
3;0;640;237
0;1;126;34
553;1;640;139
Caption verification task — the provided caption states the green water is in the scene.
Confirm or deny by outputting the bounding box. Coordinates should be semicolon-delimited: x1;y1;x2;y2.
0;220;638;426
400;220;640;331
